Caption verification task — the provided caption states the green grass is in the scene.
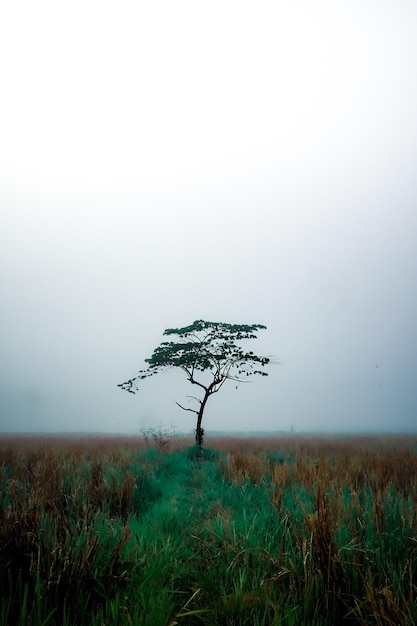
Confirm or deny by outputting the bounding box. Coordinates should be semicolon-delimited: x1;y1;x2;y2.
1;435;417;625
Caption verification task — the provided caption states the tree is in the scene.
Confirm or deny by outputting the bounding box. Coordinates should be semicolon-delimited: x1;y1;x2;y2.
118;320;270;448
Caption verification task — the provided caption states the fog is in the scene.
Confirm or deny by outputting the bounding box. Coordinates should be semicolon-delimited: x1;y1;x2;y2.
1;1;417;435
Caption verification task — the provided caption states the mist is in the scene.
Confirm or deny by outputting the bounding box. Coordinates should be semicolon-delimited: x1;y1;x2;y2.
1;1;416;435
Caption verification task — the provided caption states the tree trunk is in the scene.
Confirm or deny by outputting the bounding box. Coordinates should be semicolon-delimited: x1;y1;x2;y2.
195;388;210;448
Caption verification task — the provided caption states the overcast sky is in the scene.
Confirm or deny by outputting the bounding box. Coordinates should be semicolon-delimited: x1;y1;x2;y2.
1;0;417;435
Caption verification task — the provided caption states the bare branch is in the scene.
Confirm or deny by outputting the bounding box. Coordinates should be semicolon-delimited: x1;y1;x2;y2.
185;395;202;404
188;374;209;391
176;401;198;414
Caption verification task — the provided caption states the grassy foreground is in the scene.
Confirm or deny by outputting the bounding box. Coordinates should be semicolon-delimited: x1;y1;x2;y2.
1;433;417;625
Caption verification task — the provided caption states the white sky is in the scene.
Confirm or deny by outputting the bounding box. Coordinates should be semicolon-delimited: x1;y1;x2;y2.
1;0;417;434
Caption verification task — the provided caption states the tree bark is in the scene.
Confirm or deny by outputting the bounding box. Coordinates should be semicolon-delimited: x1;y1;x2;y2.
195;388;210;447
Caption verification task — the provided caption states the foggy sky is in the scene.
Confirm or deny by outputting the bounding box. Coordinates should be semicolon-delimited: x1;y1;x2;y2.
1;1;417;435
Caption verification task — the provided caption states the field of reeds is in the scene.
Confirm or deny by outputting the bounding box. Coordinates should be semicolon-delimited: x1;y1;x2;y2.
1;432;417;625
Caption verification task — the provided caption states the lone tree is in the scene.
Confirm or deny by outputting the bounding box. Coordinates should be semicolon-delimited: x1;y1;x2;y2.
118;320;270;448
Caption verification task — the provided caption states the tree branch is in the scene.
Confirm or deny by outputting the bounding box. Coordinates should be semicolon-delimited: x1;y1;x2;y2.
188;373;208;391
176;402;198;414
185;395;202;404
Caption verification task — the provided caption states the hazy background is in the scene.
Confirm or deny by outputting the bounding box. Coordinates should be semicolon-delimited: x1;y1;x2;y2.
1;0;416;435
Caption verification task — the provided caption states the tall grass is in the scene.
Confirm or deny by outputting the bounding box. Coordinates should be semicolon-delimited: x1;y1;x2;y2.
0;434;416;624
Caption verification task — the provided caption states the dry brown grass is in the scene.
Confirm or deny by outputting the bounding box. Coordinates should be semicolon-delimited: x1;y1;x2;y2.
1;431;417;624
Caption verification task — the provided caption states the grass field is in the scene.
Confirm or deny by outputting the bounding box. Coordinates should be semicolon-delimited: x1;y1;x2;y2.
1;433;417;625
